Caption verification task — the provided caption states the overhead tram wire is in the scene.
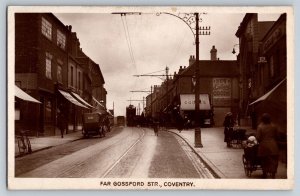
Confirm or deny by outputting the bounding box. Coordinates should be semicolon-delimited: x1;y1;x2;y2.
120;15;136;71
124;15;137;70
169;31;187;66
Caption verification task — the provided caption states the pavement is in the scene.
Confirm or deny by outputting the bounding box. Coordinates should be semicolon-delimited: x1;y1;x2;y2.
15;130;83;157
14;126;288;179
168;127;288;179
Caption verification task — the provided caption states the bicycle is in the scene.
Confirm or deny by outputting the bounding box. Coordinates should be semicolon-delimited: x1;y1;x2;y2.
16;130;32;155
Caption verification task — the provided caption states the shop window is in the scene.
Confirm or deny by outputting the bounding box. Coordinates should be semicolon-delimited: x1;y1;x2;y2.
57;30;66;50
45;99;52;122
41;17;52;40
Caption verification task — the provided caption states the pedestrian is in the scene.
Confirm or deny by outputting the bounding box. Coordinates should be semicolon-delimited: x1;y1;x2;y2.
256;113;279;178
223;112;234;147
153;119;159;136
176;115;184;133
57;109;66;138
183;115;189;130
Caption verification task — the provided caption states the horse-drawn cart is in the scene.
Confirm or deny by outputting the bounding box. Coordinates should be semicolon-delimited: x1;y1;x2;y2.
82;112;106;138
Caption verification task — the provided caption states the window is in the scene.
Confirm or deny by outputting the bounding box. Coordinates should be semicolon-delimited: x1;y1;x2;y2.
57;65;62;83
260;66;264;85
57;30;66;49
41;17;52;40
45;99;52;122
78;71;81;90
270;56;274;77
71;66;74;86
45;52;52;79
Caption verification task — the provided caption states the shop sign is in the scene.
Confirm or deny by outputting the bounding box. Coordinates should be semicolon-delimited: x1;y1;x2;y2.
212;78;231;98
213;78;231;106
180;94;211;110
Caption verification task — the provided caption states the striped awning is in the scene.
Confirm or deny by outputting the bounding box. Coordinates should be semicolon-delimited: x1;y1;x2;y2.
249;78;286;105
15;85;41;104
71;92;94;108
58;90;88;109
92;96;105;108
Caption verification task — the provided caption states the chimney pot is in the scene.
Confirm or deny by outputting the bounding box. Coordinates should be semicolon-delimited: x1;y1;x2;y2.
210;45;217;61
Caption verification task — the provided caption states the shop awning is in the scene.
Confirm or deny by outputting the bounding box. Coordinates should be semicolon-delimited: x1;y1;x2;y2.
249;78;286;105
15;85;41;103
107;110;113;116
58;90;88;109
92;96;105;108
180;94;211;110
71;92;94;108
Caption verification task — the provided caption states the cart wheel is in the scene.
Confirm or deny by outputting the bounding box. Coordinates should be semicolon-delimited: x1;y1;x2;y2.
243;155;252;177
98;127;103;138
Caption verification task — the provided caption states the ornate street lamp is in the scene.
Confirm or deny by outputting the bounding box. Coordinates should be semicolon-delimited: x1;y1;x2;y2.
157;12;211;148
232;44;239;54
113;12;210;148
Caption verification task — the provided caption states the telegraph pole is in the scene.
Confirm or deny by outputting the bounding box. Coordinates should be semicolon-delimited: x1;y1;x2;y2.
194;13;202;148
166;66;169;104
114;11;210;147
151;86;153;118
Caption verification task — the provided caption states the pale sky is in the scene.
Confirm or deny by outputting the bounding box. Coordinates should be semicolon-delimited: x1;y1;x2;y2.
54;12;281;116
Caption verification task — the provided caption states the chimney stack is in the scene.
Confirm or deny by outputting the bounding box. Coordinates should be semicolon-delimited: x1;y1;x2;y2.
210;45;217;61
189;55;196;66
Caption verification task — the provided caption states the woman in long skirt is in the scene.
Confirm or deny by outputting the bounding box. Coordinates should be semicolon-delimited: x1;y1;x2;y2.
256;113;279;178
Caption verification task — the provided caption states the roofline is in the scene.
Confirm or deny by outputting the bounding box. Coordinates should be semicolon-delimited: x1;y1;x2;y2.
178;60;237;78
260;13;286;42
235;13;254;37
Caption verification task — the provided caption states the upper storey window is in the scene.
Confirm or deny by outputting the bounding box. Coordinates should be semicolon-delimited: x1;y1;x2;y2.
57;30;66;50
41;17;52;40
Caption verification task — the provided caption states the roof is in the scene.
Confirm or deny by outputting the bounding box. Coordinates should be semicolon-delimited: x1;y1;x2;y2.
235;13;254;37
174;60;238;82
258;21;276;40
261;13;286;42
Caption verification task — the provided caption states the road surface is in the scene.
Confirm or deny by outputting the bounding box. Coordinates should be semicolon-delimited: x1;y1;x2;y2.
15;127;214;178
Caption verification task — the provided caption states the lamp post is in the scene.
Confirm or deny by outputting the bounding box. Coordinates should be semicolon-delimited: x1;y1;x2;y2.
157;12;210;148
113;12;210;147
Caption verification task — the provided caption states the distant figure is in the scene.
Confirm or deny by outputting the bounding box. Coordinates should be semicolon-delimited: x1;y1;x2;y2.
223;112;234;147
104;115;110;132
153;119;159;136
256;113;279;178
57;109;66;138
183;115;191;129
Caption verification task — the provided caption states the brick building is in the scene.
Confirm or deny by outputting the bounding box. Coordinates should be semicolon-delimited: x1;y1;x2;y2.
235;13;287;132
146;46;239;126
15;13;107;136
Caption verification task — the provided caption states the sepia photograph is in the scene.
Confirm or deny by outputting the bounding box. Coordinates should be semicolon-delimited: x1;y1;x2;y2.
7;6;294;190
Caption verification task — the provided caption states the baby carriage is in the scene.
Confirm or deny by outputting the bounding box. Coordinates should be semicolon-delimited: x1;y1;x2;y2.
229;128;247;148
242;136;262;177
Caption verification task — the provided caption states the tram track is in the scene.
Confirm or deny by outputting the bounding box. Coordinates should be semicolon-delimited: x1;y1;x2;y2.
19;127;146;178
101;127;146;178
